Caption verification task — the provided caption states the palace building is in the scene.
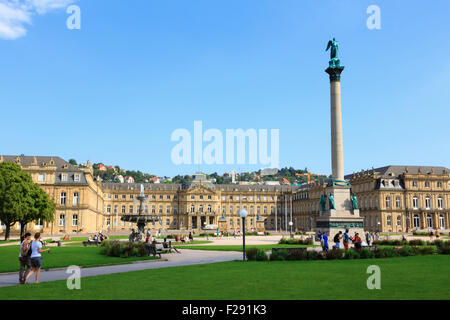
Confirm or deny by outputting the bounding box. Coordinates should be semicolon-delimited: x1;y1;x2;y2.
291;166;450;233
0;156;449;235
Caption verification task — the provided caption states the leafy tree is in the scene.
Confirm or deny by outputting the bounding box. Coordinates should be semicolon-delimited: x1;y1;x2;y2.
68;159;77;166
0;162;55;240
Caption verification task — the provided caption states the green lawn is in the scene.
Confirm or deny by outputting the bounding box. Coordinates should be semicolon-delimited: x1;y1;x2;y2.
173;244;316;251
0;255;448;299
0;245;157;273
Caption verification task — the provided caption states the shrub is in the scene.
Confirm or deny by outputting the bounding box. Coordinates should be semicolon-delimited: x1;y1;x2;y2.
99;240;148;257
397;246;415;257
359;248;374;259
255;249;268;261
436;241;450;254
270;251;280;261
418;247;435;255
286;249;307;261
277;249;290;261
306;250;318;260
325;249;344;260
246;248;259;261
408;239;425;246
344;249;360;259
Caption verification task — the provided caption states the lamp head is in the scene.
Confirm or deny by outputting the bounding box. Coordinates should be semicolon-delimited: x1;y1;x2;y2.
239;209;248;218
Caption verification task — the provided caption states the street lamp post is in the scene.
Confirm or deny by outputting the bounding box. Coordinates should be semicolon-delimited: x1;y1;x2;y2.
289;221;293;238
239;209;248;261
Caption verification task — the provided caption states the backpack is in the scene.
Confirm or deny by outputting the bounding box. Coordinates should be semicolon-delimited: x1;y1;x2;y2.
333;233;340;243
21;240;32;257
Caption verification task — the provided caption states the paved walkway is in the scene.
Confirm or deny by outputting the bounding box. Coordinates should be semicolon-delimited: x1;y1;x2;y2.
0;249;242;288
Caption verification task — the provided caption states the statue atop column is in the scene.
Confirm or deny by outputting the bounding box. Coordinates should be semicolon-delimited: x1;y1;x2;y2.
326;38;341;68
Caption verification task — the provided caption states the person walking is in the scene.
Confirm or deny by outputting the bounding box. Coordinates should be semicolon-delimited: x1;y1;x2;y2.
343;229;350;250
24;233;50;284
189;231;193;242
322;232;329;252
19;232;32;284
365;230;371;247
354;233;362;251
333;231;342;249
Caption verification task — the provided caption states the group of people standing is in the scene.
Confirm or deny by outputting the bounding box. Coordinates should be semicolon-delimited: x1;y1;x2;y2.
319;229;379;252
19;232;50;284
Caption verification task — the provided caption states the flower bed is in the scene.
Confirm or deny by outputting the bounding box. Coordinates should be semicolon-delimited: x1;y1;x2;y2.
99;240;147;258
278;237;314;245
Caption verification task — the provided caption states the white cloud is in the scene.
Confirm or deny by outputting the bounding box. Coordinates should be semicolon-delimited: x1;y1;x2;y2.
0;0;77;40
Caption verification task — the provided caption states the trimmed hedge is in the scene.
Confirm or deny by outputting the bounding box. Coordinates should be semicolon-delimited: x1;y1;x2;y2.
255;245;445;262
371;239;446;246
279;237;314;245
99;240;147;258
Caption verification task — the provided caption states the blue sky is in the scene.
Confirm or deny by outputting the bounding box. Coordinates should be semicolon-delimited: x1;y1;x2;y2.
1;0;450;177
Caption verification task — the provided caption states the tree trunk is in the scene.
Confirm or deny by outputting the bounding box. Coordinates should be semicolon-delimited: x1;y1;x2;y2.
4;224;11;241
20;221;26;242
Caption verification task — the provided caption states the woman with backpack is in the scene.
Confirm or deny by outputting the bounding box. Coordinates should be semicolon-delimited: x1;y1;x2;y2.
24;233;50;284
19;232;32;284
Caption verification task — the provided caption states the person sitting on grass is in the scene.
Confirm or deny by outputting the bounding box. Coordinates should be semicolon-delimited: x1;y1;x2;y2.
24;233;50;284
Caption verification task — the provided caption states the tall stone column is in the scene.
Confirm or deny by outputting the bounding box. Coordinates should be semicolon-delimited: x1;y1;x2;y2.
326;66;345;181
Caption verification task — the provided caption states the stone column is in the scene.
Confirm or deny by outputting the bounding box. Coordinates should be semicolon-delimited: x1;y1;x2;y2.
326;66;345;181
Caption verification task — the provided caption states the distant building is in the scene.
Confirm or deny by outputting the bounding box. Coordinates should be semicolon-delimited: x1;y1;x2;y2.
114;175;124;183
261;168;279;176
97;164;107;171
264;181;280;186
124;176;135;183
151;176;160;184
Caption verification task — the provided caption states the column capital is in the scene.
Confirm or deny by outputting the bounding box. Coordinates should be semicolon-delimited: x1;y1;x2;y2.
325;66;345;81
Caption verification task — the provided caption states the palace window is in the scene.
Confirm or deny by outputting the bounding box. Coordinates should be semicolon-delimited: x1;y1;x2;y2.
222;196;226;201
199;205;203;213
106;218;111;226
72;214;78;226
387;216;392;226
263;196;267;201
174;206;178;214
145;206;148;213
130;195;134;199
59;214;65;227
60;192;66;206
152;206;155;213
107;205;111;213
38;174;45;182
61;174;68;182
396;197;401;209
114;194;118;199
427;214;433;228
159;206;163;213
439;214;445;229
425;181;430;188
250;207;254;214
152;195;156;200
173;219;177;227
122;206;126;213
386;196;391;209
438;197;444;210
264;206;267;214
271;206;275;214
229;206;233;214
413;181;418;187
114;205;118;214
208;195;212;200
166;206;170;214
230;196;233;200
160;195;163;200
243;196;247;201
191;195;195;199
167;195;171;199
122;195;126;199
73;192;79;206
190;205;195;213
413;214;420;228
437;181;442;188
166;219;170;226
236;196;240;201
207;205;212;213
412;196;418;209
129;205;134;214
397;216;402;226
199;195;203;200
74;174;80;182
250;196;254;201
425;196;431;209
